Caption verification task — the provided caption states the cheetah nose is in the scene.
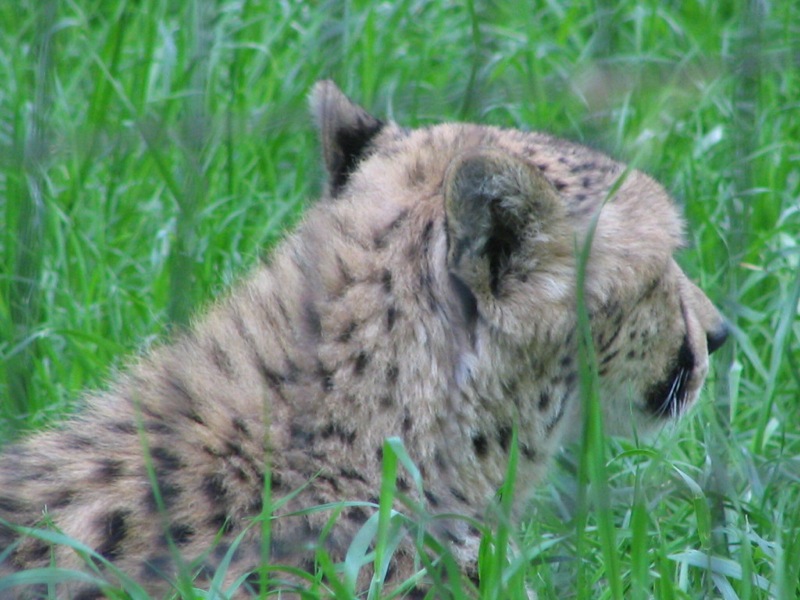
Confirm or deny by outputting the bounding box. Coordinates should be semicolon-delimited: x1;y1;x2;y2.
706;320;730;355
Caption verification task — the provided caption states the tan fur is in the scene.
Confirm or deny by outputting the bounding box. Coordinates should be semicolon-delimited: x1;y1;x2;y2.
0;81;727;599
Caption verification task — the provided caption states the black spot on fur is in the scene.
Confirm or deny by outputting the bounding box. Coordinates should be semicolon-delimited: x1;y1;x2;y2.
554;180;568;191
304;300;322;339
232;417;250;436
209;512;233;533
96;458;124;482
386;364;399;385
150;447;183;471
168;522;195;546
22;539;51;562
353;351;370;375
321;422;356;445
49;488;75;509
109;420;138;435
66;434;94;450
443;528;466;546
472;433;488;458
521;444;537;461
97;510;129;560
290;422;316;446
450;487;468;503
213;542;232;561
146;421;174;435
538;391;551;410
397;477;410;492
340;468;367;483
203;474;228;503
405;587;430;600
146;474;182;512
73;588;105;600
402;410;413;433
424;490;440;507
346;506;370;524
338;321;357;343
0;496;25;513
318;364;335;391
387;306;397;331
496;425;512;452
381;269;393;293
210;339;235;379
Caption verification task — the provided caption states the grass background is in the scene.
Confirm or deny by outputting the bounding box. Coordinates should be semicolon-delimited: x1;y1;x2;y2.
1;0;799;598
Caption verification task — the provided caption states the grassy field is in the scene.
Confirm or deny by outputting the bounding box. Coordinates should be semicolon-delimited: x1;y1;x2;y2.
1;0;799;598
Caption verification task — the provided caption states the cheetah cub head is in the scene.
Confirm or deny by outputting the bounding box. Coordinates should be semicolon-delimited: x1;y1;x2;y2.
311;81;728;452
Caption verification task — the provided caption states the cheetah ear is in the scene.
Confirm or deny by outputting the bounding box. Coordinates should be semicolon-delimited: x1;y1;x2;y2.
444;149;562;297
310;80;385;197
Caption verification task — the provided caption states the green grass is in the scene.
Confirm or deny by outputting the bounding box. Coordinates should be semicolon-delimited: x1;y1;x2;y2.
1;0;798;598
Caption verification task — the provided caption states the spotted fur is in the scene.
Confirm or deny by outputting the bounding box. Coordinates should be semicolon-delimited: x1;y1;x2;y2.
0;81;727;598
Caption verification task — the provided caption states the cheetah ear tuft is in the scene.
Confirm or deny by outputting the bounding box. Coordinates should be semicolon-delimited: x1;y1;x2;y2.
310;80;385;197
444;149;562;297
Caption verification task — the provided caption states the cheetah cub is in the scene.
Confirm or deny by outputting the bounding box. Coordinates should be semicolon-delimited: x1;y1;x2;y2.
0;81;728;598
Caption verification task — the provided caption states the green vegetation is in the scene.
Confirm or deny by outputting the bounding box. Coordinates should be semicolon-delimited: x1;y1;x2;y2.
1;0;798;597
